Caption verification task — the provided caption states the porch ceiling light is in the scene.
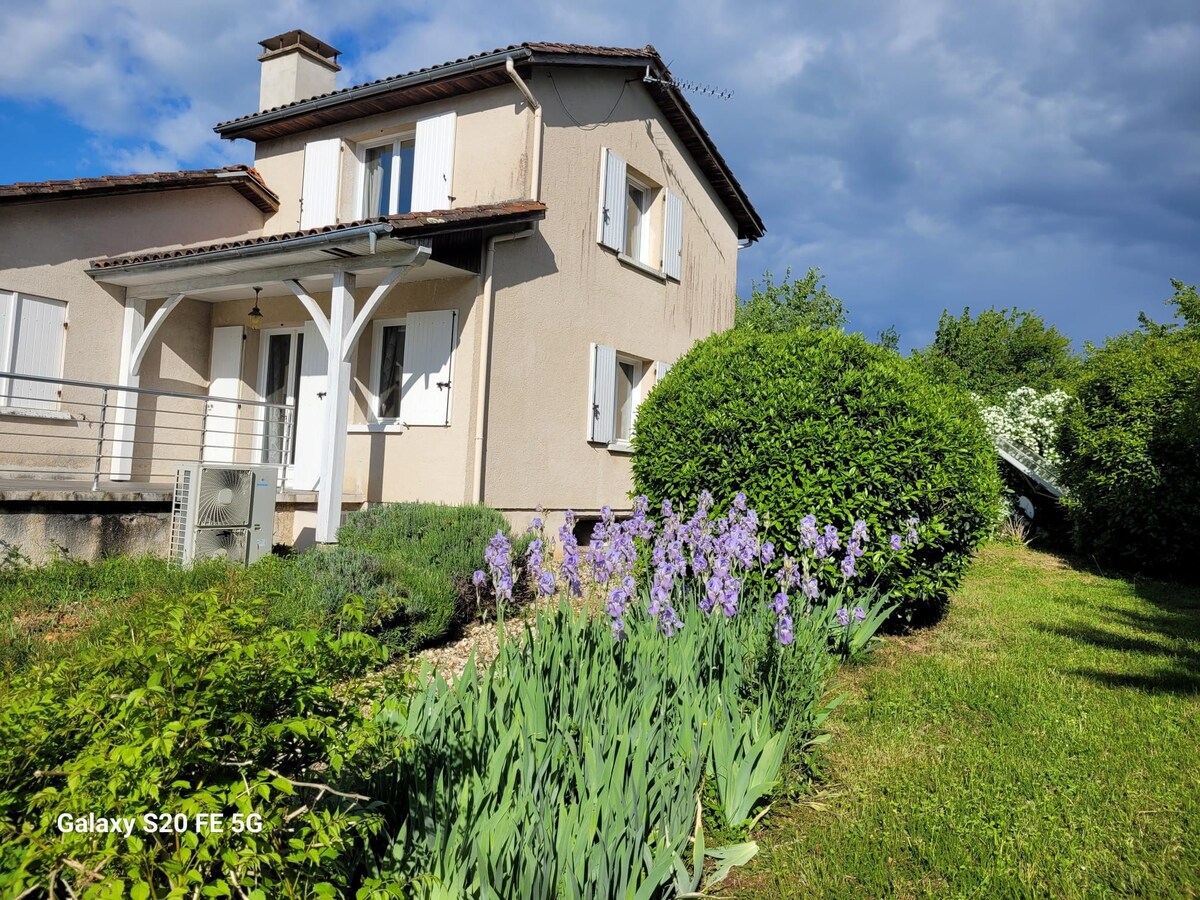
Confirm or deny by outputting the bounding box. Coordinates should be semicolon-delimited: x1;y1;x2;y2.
247;286;264;330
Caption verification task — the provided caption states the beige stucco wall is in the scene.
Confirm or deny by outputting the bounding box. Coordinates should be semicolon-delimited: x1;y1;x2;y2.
0;189;266;479
479;67;740;516
253;83;532;234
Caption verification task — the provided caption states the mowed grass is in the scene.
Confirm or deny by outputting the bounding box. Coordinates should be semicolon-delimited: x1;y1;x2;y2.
731;543;1200;899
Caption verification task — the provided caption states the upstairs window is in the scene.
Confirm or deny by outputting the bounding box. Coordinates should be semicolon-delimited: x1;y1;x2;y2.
0;290;67;411
300;111;456;229
597;147;684;280
362;138;416;218
625;178;653;266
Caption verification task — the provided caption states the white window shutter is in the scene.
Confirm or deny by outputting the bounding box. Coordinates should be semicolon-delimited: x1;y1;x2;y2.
300;137;341;229
656;360;673;381
11;295;66;409
588;342;617;443
203;326;243;464
401;310;456;425
597;148;628;252
662;189;684;280
289;320;329;491
411;111;457;212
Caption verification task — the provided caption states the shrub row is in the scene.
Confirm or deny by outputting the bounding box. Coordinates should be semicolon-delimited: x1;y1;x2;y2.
0;502;526;674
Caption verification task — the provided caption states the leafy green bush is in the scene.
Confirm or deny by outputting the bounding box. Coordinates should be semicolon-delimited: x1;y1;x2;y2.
338;502;531;634
0;591;391;897
632;327;1000;623
1058;282;1200;578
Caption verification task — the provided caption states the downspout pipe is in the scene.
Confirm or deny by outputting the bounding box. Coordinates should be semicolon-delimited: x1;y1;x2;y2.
505;58;543;202
471;61;543;504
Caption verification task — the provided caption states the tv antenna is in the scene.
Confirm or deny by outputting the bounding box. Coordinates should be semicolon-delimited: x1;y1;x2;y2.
643;66;734;101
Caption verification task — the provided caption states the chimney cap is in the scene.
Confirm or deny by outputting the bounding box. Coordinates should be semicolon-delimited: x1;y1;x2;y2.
258;30;341;67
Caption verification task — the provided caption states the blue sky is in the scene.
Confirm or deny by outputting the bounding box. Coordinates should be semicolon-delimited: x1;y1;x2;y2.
1;0;1196;350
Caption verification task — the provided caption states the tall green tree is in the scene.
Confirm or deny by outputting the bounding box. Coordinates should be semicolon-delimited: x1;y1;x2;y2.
1058;280;1200;579
913;306;1077;402
735;267;847;333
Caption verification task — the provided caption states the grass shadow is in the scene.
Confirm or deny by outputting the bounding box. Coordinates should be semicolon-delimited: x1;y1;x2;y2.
1035;579;1200;696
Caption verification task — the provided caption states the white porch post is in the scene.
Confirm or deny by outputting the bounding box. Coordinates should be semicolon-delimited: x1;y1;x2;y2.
109;297;146;480
316;270;355;543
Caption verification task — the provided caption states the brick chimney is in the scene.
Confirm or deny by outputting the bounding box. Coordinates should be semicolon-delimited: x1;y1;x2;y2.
257;30;341;111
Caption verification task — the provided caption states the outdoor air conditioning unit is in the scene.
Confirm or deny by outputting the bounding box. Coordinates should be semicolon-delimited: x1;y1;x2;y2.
170;463;278;566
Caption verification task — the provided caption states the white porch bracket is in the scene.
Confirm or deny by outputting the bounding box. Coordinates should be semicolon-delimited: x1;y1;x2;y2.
341;246;430;363
283;280;330;349
112;292;181;480
130;293;185;377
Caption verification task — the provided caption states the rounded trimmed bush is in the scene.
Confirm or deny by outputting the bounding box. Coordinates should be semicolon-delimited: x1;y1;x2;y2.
632;328;1000;623
1057;328;1200;579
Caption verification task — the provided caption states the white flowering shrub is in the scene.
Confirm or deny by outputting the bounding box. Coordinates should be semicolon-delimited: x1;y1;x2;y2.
976;387;1071;464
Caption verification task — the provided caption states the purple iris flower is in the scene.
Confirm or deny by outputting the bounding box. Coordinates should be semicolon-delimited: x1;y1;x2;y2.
771;591;790;615
840;553;857;579
802;576;819;600
853;606;866;622
890;534;903;552
836;607;850;627
800;514;819;549
472;570;486;588
775;614;794;646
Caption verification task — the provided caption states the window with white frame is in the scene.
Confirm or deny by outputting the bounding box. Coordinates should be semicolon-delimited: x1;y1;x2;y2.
371;319;407;419
597;147;684;280
0;290;67;411
299;113;457;229
361;137;416;218
614;355;643;442
589;343;675;448
624;177;653;265
368;310;457;426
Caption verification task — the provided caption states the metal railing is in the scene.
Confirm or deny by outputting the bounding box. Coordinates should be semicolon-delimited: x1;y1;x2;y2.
994;434;1066;498
0;372;294;491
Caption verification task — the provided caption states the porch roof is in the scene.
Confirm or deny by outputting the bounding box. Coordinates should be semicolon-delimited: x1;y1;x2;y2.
87;200;546;297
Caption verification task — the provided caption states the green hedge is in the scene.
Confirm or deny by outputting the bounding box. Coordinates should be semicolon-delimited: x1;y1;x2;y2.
632;328;1000;623
1058;326;1200;578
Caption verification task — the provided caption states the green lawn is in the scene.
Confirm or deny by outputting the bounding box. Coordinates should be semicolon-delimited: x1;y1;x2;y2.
731;544;1200;899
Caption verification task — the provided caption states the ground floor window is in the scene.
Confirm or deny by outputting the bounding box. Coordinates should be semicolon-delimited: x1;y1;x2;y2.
0;290;67;410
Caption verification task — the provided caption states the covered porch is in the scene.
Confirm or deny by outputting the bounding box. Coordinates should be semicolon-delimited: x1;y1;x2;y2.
87;202;545;544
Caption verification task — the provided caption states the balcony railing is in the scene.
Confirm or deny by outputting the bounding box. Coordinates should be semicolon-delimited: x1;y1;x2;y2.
0;372;294;491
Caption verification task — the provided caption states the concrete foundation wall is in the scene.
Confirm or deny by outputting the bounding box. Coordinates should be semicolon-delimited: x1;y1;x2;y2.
0;502;172;563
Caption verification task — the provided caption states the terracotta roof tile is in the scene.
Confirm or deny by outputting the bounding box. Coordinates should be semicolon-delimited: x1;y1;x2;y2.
90;199;547;269
0;165;279;213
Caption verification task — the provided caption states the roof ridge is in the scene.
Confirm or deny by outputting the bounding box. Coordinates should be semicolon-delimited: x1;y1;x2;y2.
215;42;661;128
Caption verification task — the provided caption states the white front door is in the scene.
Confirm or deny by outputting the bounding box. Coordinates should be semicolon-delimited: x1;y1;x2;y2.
259;327;326;490
203;326;243;463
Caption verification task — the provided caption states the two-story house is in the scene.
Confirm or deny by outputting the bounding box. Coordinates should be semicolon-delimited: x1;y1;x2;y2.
0;32;763;554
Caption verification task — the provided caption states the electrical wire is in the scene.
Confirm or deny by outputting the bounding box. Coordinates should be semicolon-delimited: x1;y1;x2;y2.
548;70;634;130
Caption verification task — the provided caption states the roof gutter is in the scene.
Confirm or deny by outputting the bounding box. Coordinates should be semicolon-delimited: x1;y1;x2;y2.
89;222;399;278
216;47;536;139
